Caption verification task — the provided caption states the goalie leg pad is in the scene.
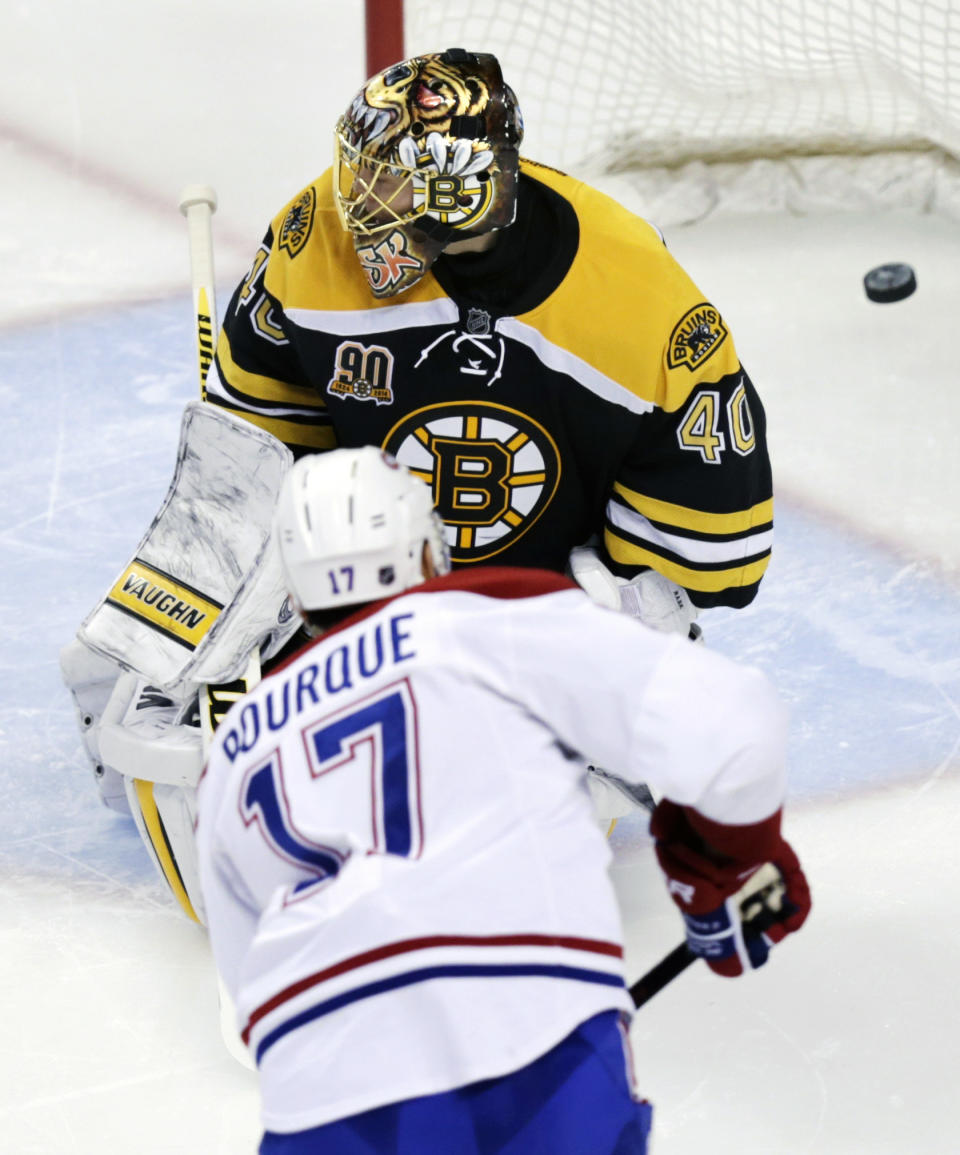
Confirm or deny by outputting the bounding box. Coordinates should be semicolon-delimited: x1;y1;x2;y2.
98;674;203;788
59;638;129;813
125;777;206;924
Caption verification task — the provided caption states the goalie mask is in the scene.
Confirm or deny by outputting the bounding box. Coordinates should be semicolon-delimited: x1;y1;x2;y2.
333;48;523;298
273;448;451;615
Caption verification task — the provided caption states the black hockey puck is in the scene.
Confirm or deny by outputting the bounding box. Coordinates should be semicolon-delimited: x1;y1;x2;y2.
863;262;917;303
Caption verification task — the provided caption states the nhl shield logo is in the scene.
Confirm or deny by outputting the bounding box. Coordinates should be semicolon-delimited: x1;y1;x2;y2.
465;307;491;336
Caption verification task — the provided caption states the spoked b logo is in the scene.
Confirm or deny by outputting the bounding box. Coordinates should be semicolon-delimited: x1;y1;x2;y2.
382;402;561;563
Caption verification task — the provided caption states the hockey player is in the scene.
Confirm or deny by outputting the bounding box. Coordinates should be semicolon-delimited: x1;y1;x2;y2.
207;47;773;639
59;48;774;924
195;447;809;1154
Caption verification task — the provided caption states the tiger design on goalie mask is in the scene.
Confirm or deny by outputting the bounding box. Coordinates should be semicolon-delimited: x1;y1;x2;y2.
334;51;522;298
343;56;491;154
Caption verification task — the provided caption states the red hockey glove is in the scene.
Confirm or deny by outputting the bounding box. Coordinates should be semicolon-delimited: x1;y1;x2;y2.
651;799;811;978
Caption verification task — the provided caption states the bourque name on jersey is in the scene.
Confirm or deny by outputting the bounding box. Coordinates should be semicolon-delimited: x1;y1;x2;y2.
218;611;416;763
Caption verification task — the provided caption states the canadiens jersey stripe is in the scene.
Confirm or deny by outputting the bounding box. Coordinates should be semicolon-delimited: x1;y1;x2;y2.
241;929;622;1044
253;962;627;1064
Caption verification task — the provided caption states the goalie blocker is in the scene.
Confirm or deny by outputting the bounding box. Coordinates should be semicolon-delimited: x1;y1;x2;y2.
61;402;299;922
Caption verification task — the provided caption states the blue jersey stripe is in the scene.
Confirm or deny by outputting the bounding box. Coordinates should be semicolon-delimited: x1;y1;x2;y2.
255;963;625;1063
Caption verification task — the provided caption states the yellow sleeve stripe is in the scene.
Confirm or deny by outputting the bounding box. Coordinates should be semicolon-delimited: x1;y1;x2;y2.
217;334;329;411
132;779;202;924
605;534;770;593
613;482;773;536
209;401;337;451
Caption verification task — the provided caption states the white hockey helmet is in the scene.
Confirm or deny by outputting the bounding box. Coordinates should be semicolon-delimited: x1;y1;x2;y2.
273;447;451;614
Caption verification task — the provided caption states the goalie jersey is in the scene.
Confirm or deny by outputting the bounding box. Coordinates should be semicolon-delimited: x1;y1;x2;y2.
196;568;788;1133
208;161;773;608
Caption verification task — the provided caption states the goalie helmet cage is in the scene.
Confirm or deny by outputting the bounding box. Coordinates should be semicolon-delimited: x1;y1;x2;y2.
365;0;960;225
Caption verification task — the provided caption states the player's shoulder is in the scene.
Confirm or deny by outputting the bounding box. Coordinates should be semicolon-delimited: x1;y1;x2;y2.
266;171;339;257
258;568;579;676
415;566;579;602
520;158;669;264
397;568;588;652
519;159;741;408
261;170;367;310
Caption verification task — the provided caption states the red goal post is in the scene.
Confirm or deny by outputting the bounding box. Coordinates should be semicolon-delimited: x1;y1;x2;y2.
365;0;960;225
365;0;405;79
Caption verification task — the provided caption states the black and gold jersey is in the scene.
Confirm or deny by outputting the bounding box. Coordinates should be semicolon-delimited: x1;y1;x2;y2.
208;159;772;608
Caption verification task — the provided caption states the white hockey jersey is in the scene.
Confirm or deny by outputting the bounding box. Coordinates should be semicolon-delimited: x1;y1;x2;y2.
196;567;788;1133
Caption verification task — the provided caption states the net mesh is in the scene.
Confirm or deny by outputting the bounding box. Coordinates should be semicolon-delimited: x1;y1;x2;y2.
403;0;960;223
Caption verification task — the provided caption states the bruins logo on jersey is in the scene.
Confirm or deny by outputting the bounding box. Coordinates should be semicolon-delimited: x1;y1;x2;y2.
383;402;561;564
278;188;315;258
667;303;729;372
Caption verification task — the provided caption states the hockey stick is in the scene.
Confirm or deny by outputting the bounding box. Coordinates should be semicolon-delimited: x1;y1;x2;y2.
177;183;265;752
630;867;788;1008
630;942;695;1008
175;187;262;1071
178;184;218;399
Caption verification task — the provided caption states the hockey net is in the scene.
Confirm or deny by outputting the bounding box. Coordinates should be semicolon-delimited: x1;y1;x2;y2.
391;0;960;225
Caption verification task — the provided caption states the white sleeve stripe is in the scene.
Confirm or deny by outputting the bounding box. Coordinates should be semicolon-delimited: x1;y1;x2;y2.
205;361;329;421
285;298;460;335
607;499;775;563
495;318;656;416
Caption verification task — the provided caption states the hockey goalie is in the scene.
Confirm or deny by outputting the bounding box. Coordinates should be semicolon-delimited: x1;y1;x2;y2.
60;400;303;922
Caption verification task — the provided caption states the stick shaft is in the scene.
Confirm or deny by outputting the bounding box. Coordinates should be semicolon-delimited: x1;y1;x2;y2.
630;878;788;1008
179;186;218;397
629;943;695;1008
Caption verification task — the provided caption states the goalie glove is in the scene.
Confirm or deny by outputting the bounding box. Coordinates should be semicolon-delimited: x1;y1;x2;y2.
651;799;811;978
568;545;699;639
